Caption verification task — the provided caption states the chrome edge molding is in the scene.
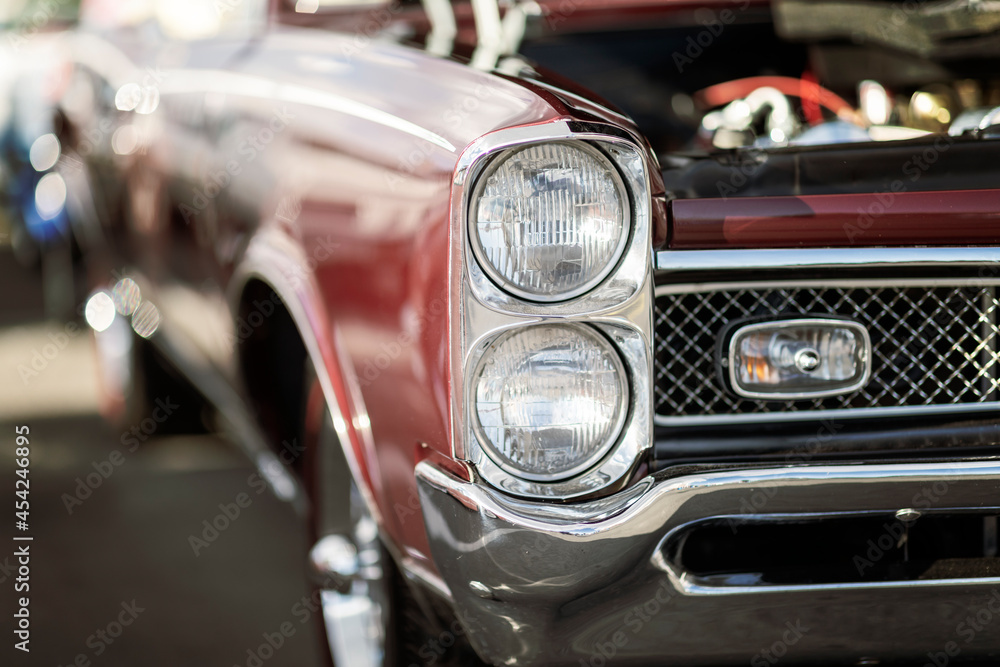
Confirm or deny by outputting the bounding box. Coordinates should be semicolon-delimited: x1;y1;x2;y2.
449;120;655;499
654;276;1000;427
656;247;1000;272
416;456;1000;537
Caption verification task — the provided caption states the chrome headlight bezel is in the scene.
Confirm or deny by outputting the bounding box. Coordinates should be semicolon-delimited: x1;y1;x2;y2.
467;140;632;303
449;121;655;500
461;130;652;319
464;320;649;499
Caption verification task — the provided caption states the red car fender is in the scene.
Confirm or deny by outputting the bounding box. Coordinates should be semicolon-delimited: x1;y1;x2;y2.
232;225;385;525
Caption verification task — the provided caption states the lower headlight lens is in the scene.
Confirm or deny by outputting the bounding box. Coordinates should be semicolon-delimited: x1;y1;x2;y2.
473;323;628;481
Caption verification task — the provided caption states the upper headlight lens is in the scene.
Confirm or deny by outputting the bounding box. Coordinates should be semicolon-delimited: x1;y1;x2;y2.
473;323;628;481
470;142;629;302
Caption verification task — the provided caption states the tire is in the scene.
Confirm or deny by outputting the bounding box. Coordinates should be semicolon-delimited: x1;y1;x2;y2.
304;367;484;667
121;330;209;436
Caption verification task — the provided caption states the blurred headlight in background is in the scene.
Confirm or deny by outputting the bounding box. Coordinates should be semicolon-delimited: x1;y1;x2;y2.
473;323;628;481
115;83;143;112
85;292;117;333
470;142;629;302
112;278;142;316
34;173;66;221
28;134;60;172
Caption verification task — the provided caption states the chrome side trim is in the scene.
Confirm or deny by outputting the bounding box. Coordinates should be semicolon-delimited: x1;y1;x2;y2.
656;247;1000;273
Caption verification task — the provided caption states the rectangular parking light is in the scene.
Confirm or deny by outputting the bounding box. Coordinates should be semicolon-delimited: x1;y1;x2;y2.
727;318;871;400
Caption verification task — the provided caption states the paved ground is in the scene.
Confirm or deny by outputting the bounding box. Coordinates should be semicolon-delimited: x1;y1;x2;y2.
0;251;325;666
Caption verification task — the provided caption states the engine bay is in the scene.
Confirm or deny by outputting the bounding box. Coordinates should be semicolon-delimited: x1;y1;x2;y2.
520;0;1000;192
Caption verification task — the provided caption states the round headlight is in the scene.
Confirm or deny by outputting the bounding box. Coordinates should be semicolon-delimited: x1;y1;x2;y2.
473;323;628;481
470;141;629;302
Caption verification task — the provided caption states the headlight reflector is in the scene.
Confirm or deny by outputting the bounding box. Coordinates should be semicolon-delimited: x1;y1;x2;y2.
470;142;628;302
473;323;628;481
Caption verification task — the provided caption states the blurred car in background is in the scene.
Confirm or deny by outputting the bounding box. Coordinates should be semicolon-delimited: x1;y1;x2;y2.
38;0;1000;665
1;2;80;317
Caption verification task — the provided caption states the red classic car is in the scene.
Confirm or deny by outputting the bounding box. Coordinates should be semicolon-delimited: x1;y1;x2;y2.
54;0;1000;664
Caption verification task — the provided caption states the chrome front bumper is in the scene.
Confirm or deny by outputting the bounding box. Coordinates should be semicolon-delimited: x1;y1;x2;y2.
416;459;1000;666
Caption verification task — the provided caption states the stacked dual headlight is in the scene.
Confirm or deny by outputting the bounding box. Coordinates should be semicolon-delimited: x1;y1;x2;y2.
466;141;635;485
474;323;628;481
470;142;629;302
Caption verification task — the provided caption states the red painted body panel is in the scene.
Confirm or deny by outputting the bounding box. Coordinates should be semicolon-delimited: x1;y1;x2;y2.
669;189;1000;248
270;0;768;41
65;4;667;577
60;0;770;577
177;27;661;569
226;31;559;567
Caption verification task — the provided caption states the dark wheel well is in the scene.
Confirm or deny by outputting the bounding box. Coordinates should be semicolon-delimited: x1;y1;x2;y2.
237;279;308;476
239;284;486;667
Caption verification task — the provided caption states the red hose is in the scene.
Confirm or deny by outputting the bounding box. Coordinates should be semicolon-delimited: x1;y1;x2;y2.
694;75;862;126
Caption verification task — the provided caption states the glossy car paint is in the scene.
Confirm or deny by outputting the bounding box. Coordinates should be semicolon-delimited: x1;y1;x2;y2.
670;187;1000;248
60;2;1000;664
214;29;588;567
270;0;771;46
65;20;665;574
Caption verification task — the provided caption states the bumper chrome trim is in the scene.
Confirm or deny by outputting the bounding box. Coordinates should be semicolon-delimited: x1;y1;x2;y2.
417;459;1000;666
418;459;1000;535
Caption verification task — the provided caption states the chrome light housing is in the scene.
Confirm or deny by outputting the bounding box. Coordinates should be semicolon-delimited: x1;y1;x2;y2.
451;121;656;500
470;142;629;302
726;318;872;400
473;323;629;481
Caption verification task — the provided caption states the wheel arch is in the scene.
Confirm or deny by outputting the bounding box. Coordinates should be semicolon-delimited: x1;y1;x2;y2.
231;226;384;528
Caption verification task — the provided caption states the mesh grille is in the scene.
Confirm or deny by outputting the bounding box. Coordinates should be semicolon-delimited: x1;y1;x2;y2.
654;284;1000;419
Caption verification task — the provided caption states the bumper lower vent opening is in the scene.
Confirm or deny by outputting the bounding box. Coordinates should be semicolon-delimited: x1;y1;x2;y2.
669;511;1000;587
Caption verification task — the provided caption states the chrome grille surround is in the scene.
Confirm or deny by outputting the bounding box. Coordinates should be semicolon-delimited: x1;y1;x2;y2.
654;278;1000;425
